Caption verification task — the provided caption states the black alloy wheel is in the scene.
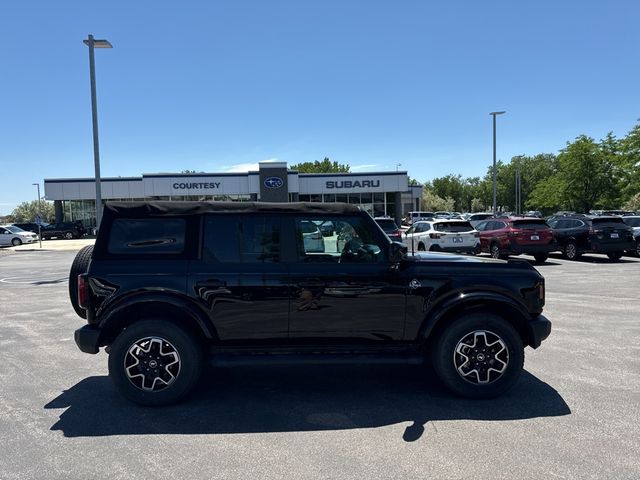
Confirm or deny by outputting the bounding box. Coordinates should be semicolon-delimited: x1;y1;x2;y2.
563;241;579;260
432;312;524;398
108;319;203;406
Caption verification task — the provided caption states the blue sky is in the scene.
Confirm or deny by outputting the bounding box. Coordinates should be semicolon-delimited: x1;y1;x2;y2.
1;0;639;215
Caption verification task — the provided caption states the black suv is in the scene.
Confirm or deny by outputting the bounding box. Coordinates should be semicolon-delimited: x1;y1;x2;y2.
42;221;85;240
547;214;634;260
70;201;551;405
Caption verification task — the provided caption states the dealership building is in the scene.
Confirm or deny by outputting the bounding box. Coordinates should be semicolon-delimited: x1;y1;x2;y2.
44;161;422;226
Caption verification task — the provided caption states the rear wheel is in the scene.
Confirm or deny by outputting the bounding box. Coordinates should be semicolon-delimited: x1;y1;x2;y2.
636;240;640;257
490;243;507;260
563;241;580;260
68;245;94;318
432;313;524;398
533;253;548;263
64;231;74;239
108;319;203;406
607;251;623;261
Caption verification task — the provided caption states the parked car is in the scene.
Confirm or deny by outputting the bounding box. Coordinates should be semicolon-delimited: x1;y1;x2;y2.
622;216;640;256
468;213;494;227
0;225;38;246
474;217;556;263
70;201;550;405
403;211;435;226
41;221;85;240
300;220;325;252
374;217;403;242
404;220;480;254
11;222;48;234
547;215;635;261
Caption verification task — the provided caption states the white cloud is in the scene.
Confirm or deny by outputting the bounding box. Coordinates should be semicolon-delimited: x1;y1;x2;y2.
221;158;280;173
221;162;260;173
350;164;379;172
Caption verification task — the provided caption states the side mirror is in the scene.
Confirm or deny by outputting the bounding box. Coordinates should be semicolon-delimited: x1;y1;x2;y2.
389;241;407;263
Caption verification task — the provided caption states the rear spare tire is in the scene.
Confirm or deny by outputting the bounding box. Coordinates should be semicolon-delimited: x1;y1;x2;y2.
68;245;94;319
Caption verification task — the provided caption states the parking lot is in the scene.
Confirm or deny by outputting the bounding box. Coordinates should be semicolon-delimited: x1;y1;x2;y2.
1;245;639;480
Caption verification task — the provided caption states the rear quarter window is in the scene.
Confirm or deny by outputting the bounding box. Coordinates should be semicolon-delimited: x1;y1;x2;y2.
108;218;186;254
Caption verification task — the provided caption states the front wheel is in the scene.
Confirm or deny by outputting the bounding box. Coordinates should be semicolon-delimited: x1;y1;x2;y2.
108;319;203;406
11;238;22;246
563;241;580;260
607;251;623;261
64;231;74;240
432;313;524;398
533;253;548;263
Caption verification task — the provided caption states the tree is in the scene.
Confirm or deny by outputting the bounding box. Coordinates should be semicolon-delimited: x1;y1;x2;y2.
422;189;455;211
11;200;55;223
290;157;350;173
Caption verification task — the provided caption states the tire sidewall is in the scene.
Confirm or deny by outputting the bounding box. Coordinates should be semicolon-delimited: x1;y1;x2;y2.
490;243;500;259
564;241;578;260
108;319;203;406
432;313;524;399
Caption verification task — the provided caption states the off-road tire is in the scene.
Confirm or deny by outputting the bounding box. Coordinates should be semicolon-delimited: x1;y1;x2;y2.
432;312;524;399
108;319;203;406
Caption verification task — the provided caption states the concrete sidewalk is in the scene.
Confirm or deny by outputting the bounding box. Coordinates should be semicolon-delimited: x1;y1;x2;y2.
3;238;95;253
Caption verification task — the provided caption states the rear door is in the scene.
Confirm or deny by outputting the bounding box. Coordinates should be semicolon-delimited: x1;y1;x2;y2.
187;214;290;341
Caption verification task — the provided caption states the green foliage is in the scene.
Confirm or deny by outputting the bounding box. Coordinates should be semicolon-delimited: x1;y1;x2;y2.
11;200;55;223
422;189;455;211
290;157;350;173
623;192;640;211
470;198;486;213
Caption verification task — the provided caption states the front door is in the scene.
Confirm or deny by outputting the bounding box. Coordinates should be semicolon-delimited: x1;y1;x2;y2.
287;215;406;342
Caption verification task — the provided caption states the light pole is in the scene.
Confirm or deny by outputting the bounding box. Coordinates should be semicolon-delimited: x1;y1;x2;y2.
83;34;112;229
490;111;506;215
32;183;42;248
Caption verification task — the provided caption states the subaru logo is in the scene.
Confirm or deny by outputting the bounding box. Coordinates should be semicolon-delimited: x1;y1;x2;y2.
264;176;284;189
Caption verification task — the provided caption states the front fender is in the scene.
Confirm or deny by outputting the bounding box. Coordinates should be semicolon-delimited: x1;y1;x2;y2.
419;290;532;342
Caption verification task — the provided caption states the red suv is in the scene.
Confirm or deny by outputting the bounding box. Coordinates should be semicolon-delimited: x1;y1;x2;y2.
475;217;556;263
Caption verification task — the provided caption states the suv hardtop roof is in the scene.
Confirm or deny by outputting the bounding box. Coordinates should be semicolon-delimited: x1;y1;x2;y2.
103;201;362;218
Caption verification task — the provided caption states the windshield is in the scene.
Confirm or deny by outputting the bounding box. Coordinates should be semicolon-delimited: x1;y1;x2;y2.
512;220;549;229
6;226;26;233
434;222;473;232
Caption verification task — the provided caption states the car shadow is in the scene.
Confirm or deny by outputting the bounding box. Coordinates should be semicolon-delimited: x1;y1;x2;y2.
548;253;635;264
45;365;570;441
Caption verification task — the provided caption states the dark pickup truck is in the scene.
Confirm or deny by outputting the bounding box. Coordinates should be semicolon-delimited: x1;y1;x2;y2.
70;201;551;406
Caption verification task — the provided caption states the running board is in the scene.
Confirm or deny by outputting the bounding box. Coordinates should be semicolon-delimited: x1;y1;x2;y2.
208;352;426;367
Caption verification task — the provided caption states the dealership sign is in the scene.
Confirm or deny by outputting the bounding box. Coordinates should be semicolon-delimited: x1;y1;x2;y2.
172;182;221;189
264;176;284;189
326;180;381;189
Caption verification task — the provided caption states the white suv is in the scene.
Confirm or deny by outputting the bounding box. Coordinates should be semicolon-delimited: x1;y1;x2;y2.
404;220;480;254
0;225;38;246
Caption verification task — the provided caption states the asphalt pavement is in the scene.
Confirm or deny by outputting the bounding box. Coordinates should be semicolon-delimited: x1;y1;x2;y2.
0;248;639;479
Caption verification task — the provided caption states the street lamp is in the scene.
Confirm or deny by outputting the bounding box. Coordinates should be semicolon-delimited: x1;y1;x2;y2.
490;111;506;215
83;34;112;229
32;183;42;248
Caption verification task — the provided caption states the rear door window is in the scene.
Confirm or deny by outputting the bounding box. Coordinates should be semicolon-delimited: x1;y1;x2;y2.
203;215;281;263
108;218;186;254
